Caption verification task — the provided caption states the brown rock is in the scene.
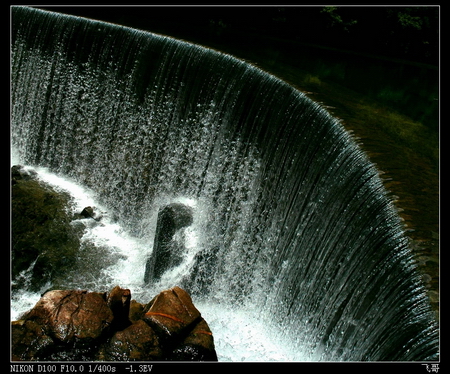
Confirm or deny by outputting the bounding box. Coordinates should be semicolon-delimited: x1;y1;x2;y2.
107;286;131;330
143;286;201;339
25;290;113;345
129;300;146;323
12;286;217;361
11;319;54;361
97;320;163;361
170;318;218;361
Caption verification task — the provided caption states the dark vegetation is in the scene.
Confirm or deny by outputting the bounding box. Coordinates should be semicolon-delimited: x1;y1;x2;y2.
40;6;438;131
40;6;439;66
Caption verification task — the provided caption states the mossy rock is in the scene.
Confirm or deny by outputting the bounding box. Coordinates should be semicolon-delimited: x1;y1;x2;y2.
11;166;82;291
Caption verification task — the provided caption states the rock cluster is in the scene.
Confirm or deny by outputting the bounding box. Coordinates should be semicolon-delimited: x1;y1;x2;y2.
11;166;217;361
12;286;217;361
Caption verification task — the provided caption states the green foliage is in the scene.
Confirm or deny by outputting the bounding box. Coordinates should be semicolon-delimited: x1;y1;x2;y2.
397;11;423;30
320;7;358;32
387;7;433;30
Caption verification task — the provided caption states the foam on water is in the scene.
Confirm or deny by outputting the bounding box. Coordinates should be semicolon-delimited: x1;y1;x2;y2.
11;165;148;304
9;164;161;292
197;302;312;362
10;6;439;361
11;147;21;166
10;165;302;362
11;286;45;322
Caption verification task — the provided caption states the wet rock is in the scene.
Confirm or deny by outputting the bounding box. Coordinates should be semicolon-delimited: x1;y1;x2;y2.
143;286;201;340
11;319;55;361
129;300;146;323
107;286;132;330
25;290;113;346
169;318;218;361
97;320;163;361
12;286;217;362
80;206;103;221
144;203;193;283
11;165;37;184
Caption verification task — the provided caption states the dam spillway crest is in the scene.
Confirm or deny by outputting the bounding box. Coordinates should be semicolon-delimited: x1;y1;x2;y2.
11;6;438;361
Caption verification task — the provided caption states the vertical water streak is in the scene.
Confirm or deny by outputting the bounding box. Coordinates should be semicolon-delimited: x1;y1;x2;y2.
11;7;438;361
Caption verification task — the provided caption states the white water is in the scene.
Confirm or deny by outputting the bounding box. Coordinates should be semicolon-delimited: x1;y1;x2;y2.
11;162;306;362
11;7;439;361
197;303;310;362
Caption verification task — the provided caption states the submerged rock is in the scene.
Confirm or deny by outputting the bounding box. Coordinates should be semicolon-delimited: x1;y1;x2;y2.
12;286;217;361
144;203;194;283
79;206;103;221
11;164;37;183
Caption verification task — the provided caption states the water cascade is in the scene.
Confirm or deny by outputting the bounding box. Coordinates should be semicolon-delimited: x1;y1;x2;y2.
11;7;438;361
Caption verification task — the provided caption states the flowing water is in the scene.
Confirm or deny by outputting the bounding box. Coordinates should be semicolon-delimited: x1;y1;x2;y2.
11;7;438;361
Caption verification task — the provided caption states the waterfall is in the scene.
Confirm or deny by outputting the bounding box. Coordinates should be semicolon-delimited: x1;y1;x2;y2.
11;7;438;361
